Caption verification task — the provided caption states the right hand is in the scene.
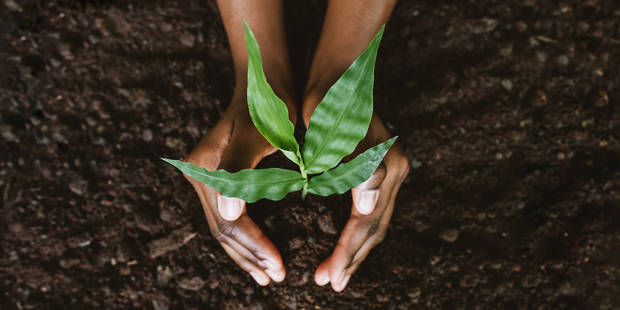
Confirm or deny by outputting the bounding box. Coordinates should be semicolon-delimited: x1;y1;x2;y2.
184;100;287;286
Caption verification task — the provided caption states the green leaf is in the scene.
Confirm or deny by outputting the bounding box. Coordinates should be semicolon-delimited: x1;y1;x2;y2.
162;158;305;203
244;22;300;165
307;136;397;196
302;26;384;174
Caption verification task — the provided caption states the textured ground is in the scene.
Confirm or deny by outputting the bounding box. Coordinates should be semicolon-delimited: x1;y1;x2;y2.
1;0;619;309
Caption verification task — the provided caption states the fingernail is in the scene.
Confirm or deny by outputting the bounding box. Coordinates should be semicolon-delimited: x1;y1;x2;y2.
357;190;379;214
218;196;244;221
265;269;283;282
316;272;329;286
250;271;269;285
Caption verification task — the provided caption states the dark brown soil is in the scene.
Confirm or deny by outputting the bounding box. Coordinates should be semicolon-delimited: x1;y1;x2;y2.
1;0;619;309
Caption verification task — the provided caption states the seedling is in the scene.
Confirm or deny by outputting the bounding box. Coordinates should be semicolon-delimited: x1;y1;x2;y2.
163;23;396;203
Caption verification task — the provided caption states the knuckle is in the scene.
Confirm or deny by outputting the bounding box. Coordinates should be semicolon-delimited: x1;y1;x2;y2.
218;220;238;238
212;220;238;243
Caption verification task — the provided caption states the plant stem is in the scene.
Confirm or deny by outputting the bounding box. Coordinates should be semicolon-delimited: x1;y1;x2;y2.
302;181;308;199
296;150;308;198
297;150;307;179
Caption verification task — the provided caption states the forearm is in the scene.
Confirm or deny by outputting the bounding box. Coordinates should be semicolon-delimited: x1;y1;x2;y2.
304;0;397;102
216;0;296;105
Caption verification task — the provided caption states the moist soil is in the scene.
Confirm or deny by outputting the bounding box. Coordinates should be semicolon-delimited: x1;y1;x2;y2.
1;0;619;309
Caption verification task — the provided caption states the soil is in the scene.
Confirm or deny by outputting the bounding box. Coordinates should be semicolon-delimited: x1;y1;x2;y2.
1;0;619;309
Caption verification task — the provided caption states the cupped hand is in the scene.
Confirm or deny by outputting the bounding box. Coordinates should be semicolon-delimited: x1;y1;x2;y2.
314;114;410;292
184;100;290;286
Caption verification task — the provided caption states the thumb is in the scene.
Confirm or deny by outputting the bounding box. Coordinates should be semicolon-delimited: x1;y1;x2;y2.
217;193;245;221
352;163;386;215
215;116;271;221
214;122;262;222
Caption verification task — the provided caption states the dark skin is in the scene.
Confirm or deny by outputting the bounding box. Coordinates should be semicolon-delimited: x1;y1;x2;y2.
185;0;408;291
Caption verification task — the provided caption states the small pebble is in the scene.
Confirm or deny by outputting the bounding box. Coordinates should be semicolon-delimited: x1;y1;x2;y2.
407;289;421;299
5;0;22;11
179;32;195;47
288;237;305;250
152;294;170;310
282;295;297;310
536;51;547;63
317;213;337;235
142;129;153;142
414;220;430;232
243;285;254;295
377;294;390;303
499;45;513;57
556;55;569;66
1;125;19;142
156;265;174;287
439;229;459;243
459;274;480;288
69;179;88;196
515;21;528;32
501;80;513;91
177;277;205;291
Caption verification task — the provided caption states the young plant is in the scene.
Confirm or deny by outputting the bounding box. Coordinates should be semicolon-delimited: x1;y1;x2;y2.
162;22;396;203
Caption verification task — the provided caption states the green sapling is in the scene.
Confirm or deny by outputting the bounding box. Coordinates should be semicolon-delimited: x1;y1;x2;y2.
163;22;396;203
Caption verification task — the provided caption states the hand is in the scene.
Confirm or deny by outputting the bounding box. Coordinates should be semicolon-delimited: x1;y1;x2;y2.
184;98;291;286
313;114;410;291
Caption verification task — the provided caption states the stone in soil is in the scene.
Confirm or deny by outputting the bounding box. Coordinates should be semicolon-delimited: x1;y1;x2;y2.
152;294;170;310
317;213;338;235
148;225;197;258
439;229;459;243
177;276;205;291
69;179;88;196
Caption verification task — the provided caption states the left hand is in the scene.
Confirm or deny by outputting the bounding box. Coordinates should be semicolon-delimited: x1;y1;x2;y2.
314;114;410;292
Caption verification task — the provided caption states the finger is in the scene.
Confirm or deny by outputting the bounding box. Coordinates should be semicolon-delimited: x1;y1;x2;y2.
215;203;286;283
189;182;282;283
329;159;404;290
221;243;270;286
188;183;269;284
342;235;382;277
206;188;286;282
314;257;331;286
327;216;368;292
229;214;286;282
207;187;285;282
211;118;285;282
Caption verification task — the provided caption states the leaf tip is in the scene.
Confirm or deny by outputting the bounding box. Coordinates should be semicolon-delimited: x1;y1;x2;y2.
373;25;385;45
242;21;254;41
378;24;386;35
383;136;398;150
